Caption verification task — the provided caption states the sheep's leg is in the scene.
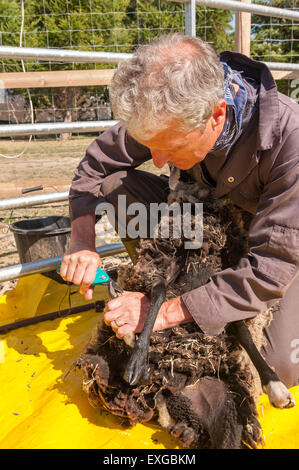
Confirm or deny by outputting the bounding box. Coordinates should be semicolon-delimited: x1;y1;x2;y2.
123;280;166;386
230;320;296;409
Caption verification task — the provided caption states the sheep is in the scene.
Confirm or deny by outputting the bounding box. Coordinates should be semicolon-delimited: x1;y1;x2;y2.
73;165;295;449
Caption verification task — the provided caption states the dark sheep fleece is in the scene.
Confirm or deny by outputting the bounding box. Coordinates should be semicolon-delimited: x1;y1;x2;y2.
73;179;272;449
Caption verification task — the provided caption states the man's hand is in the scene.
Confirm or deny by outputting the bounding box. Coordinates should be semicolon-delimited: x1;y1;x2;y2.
60;244;101;301
104;292;193;339
60;213;100;301
104;291;151;339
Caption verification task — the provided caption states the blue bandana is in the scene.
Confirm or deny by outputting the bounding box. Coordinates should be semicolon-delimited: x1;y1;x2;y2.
212;62;247;152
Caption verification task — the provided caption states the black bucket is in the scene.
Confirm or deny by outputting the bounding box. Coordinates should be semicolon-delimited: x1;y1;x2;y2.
10;216;71;263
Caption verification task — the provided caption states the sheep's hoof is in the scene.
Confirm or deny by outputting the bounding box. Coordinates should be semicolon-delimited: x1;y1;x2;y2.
264;381;296;408
123;349;149;386
123;332;135;348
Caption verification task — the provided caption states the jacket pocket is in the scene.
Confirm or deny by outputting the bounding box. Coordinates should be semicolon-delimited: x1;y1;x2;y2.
258;224;299;285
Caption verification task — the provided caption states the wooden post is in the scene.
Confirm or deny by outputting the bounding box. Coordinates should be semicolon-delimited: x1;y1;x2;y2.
235;0;251;57
60;87;74;141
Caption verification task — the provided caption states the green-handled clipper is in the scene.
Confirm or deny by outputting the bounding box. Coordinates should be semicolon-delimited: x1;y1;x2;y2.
57;266;123;299
57;265;134;349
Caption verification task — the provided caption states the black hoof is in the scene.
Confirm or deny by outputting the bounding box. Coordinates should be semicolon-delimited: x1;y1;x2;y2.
123;350;149;386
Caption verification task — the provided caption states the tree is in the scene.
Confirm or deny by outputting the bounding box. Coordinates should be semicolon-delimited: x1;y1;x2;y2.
0;1;233;132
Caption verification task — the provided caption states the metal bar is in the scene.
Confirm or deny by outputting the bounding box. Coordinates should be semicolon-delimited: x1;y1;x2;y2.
264;62;299;72
0;191;69;210
171;0;299;21
0;243;126;283
0;120;117;137
0;46;132;64
185;0;197;36
0;300;106;335
21;185;43;194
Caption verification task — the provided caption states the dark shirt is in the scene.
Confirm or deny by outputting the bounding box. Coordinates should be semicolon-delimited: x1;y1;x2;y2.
69;51;299;335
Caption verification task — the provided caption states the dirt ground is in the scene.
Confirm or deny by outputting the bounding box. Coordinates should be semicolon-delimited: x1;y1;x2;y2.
0;136;166;294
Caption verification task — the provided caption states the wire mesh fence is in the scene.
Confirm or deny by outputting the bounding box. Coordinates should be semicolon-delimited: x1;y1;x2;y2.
0;0;232;138
0;0;298;272
251;1;298;62
250;0;298;97
0;0;298;144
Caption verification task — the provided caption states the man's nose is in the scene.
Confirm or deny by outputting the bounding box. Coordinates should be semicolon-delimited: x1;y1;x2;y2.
151;150;171;168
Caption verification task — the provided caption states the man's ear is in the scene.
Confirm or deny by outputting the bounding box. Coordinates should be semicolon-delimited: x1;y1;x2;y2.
211;100;226;129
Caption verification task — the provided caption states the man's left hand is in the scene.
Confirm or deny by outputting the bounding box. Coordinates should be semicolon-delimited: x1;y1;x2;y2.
104;291;151;340
103;291;193;340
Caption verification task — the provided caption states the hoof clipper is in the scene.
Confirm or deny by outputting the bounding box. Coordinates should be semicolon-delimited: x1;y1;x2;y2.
92;268;137;372
57;265;137;383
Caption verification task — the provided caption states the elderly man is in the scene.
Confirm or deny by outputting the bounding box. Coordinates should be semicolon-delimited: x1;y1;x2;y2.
61;34;299;390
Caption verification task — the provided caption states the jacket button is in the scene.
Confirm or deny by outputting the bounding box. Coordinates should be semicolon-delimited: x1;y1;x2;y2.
227;176;235;183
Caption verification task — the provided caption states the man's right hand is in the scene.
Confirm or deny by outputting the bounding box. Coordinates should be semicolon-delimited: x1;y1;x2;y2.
60;246;101;301
59;213;101;300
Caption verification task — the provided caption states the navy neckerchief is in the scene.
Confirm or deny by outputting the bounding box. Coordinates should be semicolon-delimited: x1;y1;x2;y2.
212;61;247;152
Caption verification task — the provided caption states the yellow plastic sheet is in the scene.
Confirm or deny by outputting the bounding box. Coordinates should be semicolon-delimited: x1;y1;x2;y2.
0;275;298;449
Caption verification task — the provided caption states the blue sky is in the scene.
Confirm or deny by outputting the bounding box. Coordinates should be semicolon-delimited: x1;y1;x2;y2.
230;13;236;31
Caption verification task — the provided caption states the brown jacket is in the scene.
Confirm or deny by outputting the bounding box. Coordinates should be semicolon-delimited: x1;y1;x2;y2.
69;52;299;335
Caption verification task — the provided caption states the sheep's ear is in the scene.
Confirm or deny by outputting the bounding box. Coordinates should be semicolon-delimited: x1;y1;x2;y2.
168;163;181;191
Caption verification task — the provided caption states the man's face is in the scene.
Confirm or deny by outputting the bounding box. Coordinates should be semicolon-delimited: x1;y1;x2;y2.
137;101;226;170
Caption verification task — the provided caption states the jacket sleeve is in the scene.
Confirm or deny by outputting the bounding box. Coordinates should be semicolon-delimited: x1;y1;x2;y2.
181;130;299;335
69;123;151;220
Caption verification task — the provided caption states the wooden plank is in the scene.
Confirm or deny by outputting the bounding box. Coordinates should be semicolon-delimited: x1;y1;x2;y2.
235;0;251;57
0;69;115;89
0;65;297;91
271;70;299;80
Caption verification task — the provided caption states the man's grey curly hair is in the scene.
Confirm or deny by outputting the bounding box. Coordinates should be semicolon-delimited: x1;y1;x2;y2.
108;33;224;141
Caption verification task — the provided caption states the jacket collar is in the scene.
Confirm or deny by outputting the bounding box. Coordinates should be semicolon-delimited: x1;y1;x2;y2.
213;109;259;198
186;52;282;198
219;51;282;150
